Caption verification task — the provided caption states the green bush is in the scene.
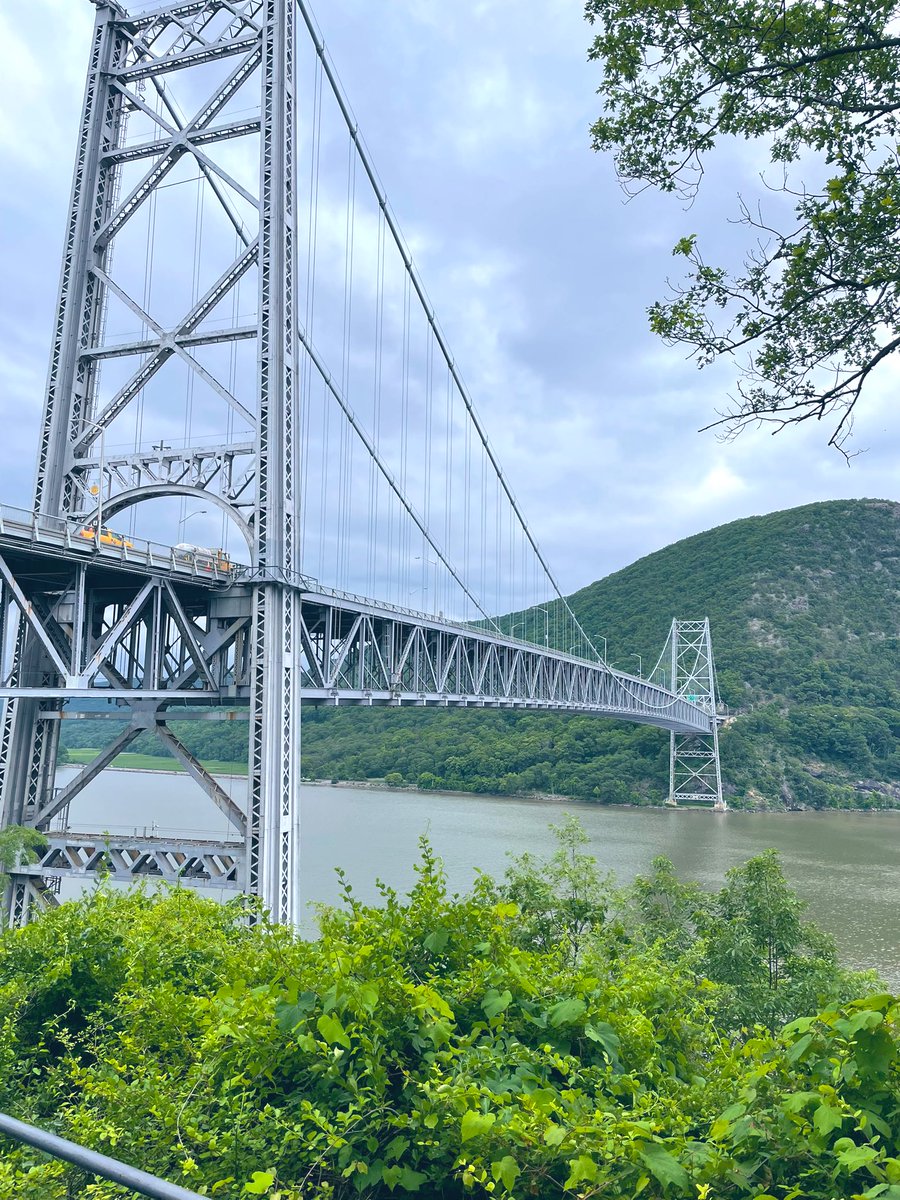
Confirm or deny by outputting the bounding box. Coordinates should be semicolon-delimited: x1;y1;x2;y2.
0;829;887;1199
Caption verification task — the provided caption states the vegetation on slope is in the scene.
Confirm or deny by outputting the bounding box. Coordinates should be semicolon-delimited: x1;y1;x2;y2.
0;827;889;1199
569;498;900;808
59;498;900;809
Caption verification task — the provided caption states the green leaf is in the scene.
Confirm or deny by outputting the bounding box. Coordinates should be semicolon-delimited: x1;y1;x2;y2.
547;998;586;1027
384;1136;409;1162
564;1155;598;1188
482;989;512;1019
275;990;317;1032
835;1143;879;1173
781;1090;819;1114
853;993;895;1013
317;1013;351;1048
843;1009;883;1035
396;1167;428;1192
813;1102;844;1136
584;1020;620;1060
460;1111;496;1142
786;1033;813;1062
244;1170;276;1195
491;1156;520;1191
639;1143;690;1191
423;927;449;954
544;1124;565;1146
357;983;379;1013
854;1028;896;1079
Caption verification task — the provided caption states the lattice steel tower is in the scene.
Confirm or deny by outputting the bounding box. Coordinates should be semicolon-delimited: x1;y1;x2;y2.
667;619;725;810
2;0;302;923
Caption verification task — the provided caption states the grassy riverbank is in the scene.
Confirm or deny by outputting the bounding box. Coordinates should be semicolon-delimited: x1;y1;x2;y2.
64;748;248;776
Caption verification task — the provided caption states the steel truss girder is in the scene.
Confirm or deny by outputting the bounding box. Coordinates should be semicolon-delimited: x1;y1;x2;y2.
295;593;711;732
667;619;725;809
0;550;251;920
71;443;256;511
16;835;243;890
0;547;714;732
0;553;249;702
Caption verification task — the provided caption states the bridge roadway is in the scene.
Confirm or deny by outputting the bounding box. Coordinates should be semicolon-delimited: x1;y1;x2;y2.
0;503;711;733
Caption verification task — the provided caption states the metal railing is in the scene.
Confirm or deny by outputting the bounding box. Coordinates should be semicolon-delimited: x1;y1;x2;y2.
0;1112;205;1199
0;502;238;585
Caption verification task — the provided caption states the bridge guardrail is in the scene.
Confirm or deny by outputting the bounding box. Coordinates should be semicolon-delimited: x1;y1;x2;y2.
0;502;235;585
0;503;612;665
0;1111;205;1200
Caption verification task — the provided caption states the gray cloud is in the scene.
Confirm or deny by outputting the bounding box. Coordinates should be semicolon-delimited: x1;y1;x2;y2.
0;0;895;602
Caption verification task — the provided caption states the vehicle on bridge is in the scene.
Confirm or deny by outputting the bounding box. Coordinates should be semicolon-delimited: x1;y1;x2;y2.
74;524;134;550
173;543;233;573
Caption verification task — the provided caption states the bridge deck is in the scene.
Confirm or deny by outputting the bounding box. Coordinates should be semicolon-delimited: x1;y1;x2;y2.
0;504;713;733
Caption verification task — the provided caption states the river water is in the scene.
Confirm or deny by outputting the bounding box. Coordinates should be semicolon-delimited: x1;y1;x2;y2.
56;769;900;985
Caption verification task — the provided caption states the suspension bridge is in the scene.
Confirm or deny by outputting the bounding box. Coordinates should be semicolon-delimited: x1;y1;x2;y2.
0;0;724;929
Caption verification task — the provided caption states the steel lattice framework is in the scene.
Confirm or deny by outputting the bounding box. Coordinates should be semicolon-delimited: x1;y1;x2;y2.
0;0;721;926
667;619;725;810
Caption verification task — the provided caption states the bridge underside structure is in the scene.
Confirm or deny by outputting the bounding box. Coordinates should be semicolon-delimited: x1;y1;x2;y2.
0;0;721;924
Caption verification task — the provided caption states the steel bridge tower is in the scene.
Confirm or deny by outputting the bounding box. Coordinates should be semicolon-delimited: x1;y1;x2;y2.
0;0;302;924
667;618;725;810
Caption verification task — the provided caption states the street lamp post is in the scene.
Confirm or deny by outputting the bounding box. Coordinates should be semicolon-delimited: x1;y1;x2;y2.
414;555;438;611
631;653;642;677
536;606;550;647
81;418;105;547
177;510;208;540
511;622;525;639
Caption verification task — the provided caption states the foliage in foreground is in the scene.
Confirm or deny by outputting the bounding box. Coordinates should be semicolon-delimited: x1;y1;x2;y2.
0;825;47;892
0;830;893;1200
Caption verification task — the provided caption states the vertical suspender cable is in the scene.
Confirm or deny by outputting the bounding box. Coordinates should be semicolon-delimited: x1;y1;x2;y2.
294;0;600;658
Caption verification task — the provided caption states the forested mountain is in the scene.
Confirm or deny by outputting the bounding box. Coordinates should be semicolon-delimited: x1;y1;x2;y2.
568;497;900;808
60;498;900;809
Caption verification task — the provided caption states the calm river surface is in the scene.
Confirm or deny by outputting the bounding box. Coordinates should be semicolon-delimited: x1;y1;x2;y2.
57;769;900;985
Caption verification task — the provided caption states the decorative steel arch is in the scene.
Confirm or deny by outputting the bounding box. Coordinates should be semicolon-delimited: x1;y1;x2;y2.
87;485;255;550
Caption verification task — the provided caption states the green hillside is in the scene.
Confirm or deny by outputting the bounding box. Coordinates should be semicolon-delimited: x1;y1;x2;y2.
568;497;900;807
60;498;900;809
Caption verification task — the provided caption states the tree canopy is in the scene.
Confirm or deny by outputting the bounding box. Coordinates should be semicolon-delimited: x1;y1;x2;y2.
586;0;900;448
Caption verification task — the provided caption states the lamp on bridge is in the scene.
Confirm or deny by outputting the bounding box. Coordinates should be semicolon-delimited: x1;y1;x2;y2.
178;510;208;537
631;653;642;677
536;605;550;647
414;555;439;611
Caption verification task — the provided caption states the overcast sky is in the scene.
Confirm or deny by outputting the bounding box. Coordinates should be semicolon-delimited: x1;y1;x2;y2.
0;0;896;597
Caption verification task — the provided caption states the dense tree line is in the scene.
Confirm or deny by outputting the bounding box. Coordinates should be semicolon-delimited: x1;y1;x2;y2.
0;826;888;1198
